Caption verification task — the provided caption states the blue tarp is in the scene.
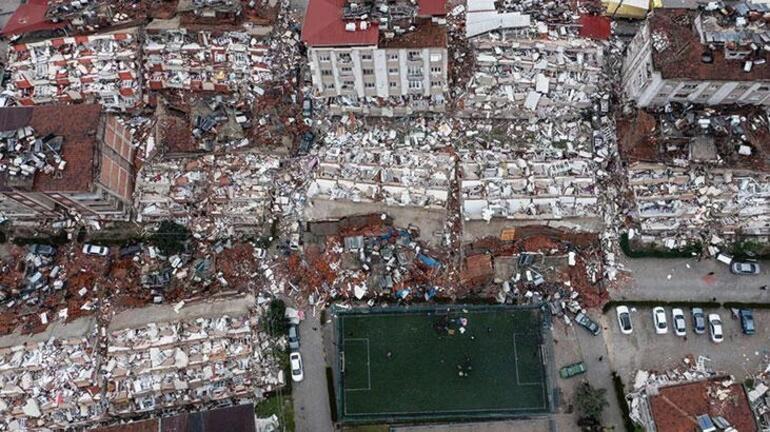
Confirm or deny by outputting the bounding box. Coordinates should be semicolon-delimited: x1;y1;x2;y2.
417;254;441;268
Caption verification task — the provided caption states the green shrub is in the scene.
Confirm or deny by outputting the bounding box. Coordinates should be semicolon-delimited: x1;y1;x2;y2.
149;220;190;256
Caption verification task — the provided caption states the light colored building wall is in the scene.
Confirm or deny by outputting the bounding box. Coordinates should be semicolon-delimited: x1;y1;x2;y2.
308;46;448;98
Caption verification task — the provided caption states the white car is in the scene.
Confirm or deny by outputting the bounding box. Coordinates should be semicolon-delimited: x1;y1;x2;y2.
82;244;109;256
290;352;304;382
709;314;724;343
652;307;668;334
672;308;686;336
616;306;633;335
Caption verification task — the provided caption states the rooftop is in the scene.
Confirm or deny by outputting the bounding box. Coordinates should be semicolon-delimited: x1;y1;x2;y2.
649;377;757;432
0;104;101;193
0;0;65;36
301;0;446;47
650;8;770;81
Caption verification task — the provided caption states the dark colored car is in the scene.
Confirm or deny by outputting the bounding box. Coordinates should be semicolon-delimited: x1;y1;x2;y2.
302;97;313;118
288;325;300;351
119;244;142;258
29;244;56;257
692;307;706;335
740;309;755;335
575;312;600;336
298;131;315;154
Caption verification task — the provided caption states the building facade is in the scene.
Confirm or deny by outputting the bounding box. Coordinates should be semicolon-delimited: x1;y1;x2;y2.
623;8;770;107
301;0;448;103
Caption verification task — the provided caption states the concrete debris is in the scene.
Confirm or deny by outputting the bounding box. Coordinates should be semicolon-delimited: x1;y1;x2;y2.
5;32;141;111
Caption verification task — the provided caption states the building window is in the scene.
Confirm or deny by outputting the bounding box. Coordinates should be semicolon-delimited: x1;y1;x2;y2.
363;69;374;75
407;66;423;76
408;80;422;89
388;68;398;74
319;54;331;62
408;50;421;61
431;81;443;87
341;66;352;74
365;82;375;88
361;53;372;60
430;53;442;62
338;53;351;62
389;53;399;61
342;80;354;88
431;66;442;74
321;69;332;76
389;81;398;88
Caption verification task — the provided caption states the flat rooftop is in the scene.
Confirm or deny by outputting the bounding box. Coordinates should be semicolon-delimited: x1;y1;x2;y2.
650;8;770;81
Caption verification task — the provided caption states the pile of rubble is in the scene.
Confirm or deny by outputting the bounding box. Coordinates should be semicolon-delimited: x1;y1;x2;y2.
133;153;279;238
6;32;141;111
105;313;281;415
44;0;167;32
143;30;271;96
0;334;101;430
460;37;607;118
0;125;65;180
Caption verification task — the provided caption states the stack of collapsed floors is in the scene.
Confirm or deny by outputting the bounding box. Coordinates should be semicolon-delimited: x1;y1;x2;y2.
6;32;141;111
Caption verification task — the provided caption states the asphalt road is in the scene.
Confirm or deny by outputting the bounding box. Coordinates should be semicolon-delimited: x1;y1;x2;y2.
615;256;769;302
292;311;334;432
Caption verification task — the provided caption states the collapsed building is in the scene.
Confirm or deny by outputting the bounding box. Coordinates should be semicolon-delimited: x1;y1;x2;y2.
0;105;137;223
301;0;449;114
105;313;280;416
133;153;278;238
619;106;770;242
5;31;141;111
623;7;770;108
143;29;271;95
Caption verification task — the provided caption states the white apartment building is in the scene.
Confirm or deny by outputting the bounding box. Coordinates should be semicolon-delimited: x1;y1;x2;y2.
623;8;770;107
301;0;448;100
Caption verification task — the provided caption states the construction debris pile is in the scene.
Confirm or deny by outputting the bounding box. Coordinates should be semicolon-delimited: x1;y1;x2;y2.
134;153;279;238
620;107;770;244
0;126;65;181
458;118;605;223
105;313;281;415
460;37;606;118
44;0;160;32
307;118;455;209
143;30;271;95
5;32;140;111
0;334;101;430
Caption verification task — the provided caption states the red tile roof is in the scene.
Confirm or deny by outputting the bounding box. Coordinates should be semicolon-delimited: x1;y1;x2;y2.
301;0;379;47
1;0;65;36
579;15;611;40
418;0;446;16
649;377;758;432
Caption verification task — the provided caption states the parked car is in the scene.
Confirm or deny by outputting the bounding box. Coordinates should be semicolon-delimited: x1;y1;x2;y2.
575;312;600;335
28;244;56;257
739;309;755;335
672;308;686;336
288;324;300;351
709;313;724;343
119;244;142;258
616;305;633;335
731;261;760;275
692;307;706;334
82;244;109;256
559;362;587;379
290;352;304;382
652;307;668;334
302;96;313;118
298;131;315;154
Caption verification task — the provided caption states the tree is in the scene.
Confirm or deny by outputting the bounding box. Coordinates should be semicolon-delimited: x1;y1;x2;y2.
574;382;609;423
149;220;190;256
266;299;288;337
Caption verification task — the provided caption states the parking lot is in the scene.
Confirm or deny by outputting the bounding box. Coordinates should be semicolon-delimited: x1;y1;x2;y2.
602;306;770;387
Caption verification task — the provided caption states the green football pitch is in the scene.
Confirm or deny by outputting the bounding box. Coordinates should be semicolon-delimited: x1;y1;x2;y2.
335;305;550;422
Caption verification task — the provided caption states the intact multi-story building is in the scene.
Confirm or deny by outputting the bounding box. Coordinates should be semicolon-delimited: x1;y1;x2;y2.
0;104;137;222
623;7;770;107
301;0;448;103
